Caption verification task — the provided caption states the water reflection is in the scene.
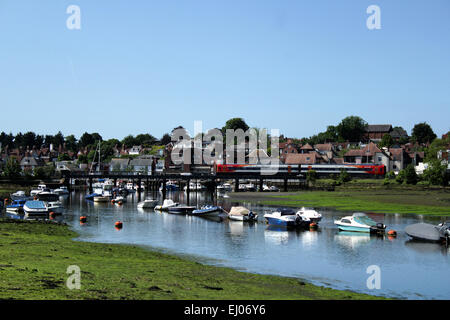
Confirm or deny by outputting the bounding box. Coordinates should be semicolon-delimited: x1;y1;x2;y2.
3;190;450;299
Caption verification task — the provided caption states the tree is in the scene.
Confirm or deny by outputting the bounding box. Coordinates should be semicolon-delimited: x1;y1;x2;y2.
65;135;78;152
424;133;450;163
77;154;88;165
411;122;436;144
403;164;418;185
379;134;394;148
121;135;137;148
53;131;65;148
306;170;317;186
336;116;368;142
160;133;171;145
22;131;36;149
135;133;157;147
57;153;72;161
79;132;95;148
3;158;21;177
222;118;249;134
338;169;352;184
423;159;448;186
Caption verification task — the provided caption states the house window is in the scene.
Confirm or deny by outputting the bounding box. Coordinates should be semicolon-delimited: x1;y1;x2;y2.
378;157;382;162
306;157;310;161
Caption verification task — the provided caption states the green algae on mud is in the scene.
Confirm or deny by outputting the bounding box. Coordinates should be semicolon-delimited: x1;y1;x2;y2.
0;218;383;300
228;189;450;216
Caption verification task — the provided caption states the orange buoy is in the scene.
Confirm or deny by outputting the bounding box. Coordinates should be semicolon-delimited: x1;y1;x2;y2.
309;222;318;229
115;221;123;229
4;198;9;205
117;201;123;205
49;211;56;217
80;216;87;223
387;230;397;237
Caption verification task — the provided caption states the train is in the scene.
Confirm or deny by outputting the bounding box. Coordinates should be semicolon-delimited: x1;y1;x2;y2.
215;163;386;177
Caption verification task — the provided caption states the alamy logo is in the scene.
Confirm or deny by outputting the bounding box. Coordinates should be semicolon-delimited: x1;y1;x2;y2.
66;5;81;30
66;265;81;290
366;5;381;30
366;265;381;290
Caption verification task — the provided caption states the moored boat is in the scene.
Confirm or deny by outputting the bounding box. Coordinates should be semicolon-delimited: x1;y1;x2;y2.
53;186;69;195
227;206;258;222
296;207;322;223
11;190;27;200
137;199;158;209
264;208;311;228
405;222;450;243
334;213;386;234
155;199;178;211
23;200;48;216
191;205;223;216
6;199;27;213
46;201;64;214
168;205;196;214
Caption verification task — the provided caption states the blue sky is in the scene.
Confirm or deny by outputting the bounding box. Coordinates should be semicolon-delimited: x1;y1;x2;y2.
0;0;449;140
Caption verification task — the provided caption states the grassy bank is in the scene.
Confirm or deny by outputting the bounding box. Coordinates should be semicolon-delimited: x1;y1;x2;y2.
0;219;382;300
229;189;450;216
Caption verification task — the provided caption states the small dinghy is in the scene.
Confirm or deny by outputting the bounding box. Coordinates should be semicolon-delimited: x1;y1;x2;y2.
168;205;196;214
227;206;258;222
155;199;178;211
334;213;385;234
137;199;158;209
405;222;450;243
191;205;223;216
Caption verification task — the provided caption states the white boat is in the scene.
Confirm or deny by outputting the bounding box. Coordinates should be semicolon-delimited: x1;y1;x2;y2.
228;206;258;222
296;207;322;222
334;213;386;233
137;199;158;209
112;195;126;203
264;208;311;227
93;195;110;202
11;190;27;200
53;186;69;195
217;183;232;191
23;200;48;216
46;201;64;214
30;184;47;196
184;182;206;191
155;199;178;211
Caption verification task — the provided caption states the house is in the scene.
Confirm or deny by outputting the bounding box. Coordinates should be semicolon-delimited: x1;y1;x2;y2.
365;124;392;142
279;140;300;163
20;156;45;172
55;161;83;173
128;146;142;156
284;153;318;165
390;127;409;141
129;156;157;174
299;143;314;154
314;143;334;161
344;142;389;166
109;158;130;172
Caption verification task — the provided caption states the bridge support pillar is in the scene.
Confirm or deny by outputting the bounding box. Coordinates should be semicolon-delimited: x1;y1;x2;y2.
162;179;166;200
259;179;263;192
89;177;93;193
137;178;142;201
186;179;190;205
284;178;288;192
234;178;239;192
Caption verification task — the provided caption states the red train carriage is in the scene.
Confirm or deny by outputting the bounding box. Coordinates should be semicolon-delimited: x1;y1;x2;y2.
215;163;385;177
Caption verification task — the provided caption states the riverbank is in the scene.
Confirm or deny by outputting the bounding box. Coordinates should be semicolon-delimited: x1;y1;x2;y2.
0;218;383;300
228;189;450;216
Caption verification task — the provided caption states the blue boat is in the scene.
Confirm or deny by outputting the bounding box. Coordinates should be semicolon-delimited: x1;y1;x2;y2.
264;208;311;228
23;200;49;216
6;199;27;213
191;205;223;216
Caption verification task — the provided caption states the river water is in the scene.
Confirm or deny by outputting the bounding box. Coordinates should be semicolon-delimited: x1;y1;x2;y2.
5;190;450;299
